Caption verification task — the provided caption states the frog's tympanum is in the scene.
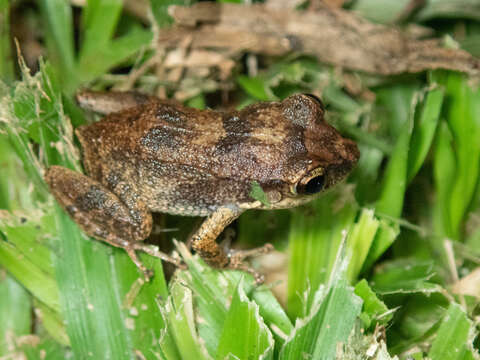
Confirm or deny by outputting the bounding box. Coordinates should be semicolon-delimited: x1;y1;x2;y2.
45;91;359;282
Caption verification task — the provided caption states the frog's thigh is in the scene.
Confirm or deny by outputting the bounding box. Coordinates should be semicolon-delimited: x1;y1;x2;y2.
45;165;152;245
191;206;243;268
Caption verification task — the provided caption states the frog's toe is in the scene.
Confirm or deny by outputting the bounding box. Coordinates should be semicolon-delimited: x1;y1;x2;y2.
226;243;274;283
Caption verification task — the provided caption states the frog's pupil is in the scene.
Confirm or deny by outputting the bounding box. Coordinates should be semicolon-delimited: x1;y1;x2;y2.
304;176;325;194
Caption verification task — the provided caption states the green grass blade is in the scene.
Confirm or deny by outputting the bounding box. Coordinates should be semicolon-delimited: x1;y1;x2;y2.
443;73;480;239
0;0;13;82
287;189;357;319
250;288;293;347
78;28;153;83
361;219;399;273
53;207;134;359
0;238;60;312
375;98;414;218
160;280;211;360
432;122;456;239
0;275;32;356
237;75;273;101
35;300;70;346
407;85;444;183
346;209;379;282
281;257;362;360
216;280;274;360
38;0;78;91
79;0;123;60
354;279;392;329
370;259;441;295
150;0;189;27
428;303;473;360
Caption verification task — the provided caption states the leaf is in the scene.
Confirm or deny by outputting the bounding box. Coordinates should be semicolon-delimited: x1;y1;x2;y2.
354;279;392;329
371;259;441;295
249;181;271;207
0;275;32;356
281;242;363;359
407;85;444;183
79;0;123;60
346;208;380;282
159;280;211;360
216;280;274;360
38;0;78;91
287;190;357;319
428;303;474;360
0;0;13;82
237;75;273;101
280;278;362;359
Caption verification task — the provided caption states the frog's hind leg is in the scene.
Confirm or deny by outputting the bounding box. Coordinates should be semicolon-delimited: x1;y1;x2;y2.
45;165;182;280
76;90;156;115
191;207;274;283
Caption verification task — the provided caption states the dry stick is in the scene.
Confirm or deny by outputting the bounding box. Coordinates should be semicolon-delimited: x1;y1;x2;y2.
161;2;480;76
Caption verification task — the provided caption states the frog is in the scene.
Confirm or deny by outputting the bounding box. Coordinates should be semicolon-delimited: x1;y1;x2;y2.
45;91;359;282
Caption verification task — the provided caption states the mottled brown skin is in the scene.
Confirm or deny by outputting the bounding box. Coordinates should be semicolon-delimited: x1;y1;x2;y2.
45;91;359;282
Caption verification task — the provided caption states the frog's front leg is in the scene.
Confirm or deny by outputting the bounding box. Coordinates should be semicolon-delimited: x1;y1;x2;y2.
191;207;273;283
45;166;182;280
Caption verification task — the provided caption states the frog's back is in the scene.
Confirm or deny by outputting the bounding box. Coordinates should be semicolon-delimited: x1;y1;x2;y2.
76;100;310;215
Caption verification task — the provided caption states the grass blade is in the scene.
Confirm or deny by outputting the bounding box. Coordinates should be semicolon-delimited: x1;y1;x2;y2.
281;245;362;359
38;0;78;91
0;275;32;356
216;280;274;360
0;0;13;82
428;303;473;360
287;189;357;319
79;0;123;60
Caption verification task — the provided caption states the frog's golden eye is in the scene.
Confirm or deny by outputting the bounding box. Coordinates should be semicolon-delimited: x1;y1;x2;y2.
303;93;325;111
296;168;326;195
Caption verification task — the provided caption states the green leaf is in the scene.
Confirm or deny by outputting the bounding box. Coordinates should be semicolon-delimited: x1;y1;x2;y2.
350;0;411;24
415;0;480;21
371;259;441;295
428;303;473;360
216;280;274;360
354;279;392;329
237;75;273;101
160;280;211;360
249;181;271;207
0;0;13;82
79;0;123;60
287;189;357;319
0;275;32;356
150;0;188;28
375;96;415;218
346;209;380;282
38;0;78;90
78;28;153;84
441;73;480;239
0;236;60;313
281;248;362;359
407;85;444;183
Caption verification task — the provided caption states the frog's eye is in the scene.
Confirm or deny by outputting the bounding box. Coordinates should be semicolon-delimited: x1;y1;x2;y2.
303;93;325;110
296;167;326;195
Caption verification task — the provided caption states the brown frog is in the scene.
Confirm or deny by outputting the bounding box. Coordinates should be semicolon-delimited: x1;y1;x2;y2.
45;91;359;282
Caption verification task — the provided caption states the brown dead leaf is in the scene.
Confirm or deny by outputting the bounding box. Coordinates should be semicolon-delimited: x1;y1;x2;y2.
161;2;480;76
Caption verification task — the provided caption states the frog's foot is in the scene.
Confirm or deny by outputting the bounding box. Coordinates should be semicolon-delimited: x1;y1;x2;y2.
133;243;187;270
227;243;274;284
124;246;154;281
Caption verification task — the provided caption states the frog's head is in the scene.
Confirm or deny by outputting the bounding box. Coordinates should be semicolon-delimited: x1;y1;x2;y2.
254;94;359;209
